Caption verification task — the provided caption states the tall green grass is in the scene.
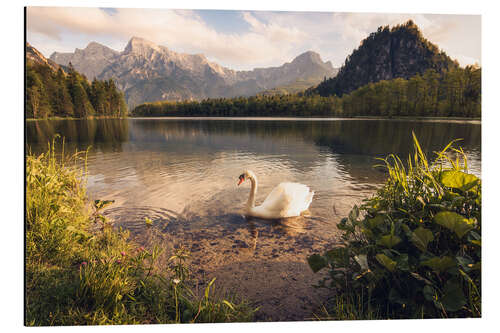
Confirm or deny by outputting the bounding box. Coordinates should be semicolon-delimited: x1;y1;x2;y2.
26;139;256;325
309;133;481;319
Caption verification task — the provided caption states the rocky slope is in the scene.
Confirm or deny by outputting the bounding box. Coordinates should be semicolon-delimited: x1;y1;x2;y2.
27;43;62;72
50;37;337;107
313;20;459;97
50;42;119;80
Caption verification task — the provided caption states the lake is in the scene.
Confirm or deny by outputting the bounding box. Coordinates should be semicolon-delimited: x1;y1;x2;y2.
26;117;481;320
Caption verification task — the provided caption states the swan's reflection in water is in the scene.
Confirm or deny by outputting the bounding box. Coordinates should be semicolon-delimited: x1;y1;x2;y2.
103;203;330;264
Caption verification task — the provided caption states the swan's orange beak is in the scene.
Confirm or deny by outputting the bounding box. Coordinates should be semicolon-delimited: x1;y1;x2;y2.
238;175;245;186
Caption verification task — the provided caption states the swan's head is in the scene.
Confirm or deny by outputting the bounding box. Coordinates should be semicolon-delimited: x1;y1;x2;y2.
237;170;255;186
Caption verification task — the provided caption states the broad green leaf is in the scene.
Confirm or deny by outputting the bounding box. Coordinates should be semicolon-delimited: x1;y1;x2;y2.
441;279;467;312
325;247;349;267
423;285;435;302
421;256;456;272
366;215;385;229
377;234;401;248
434;211;475;238
376;253;397;272
361;227;373;238
410;227;434;252
396;253;409;271
349;205;359;222
439;170;479;192
308;254;327;273
354;254;370;272
456;256;473;272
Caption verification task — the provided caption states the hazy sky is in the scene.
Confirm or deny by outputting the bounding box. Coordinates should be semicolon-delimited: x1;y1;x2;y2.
26;7;481;70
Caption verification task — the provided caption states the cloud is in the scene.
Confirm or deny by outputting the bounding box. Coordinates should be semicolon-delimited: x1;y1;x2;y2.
26;7;480;69
27;7;310;70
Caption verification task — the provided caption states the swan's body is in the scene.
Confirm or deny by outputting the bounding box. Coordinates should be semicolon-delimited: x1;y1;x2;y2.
238;170;314;219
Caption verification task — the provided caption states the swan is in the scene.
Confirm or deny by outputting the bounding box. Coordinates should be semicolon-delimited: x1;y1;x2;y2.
237;170;314;219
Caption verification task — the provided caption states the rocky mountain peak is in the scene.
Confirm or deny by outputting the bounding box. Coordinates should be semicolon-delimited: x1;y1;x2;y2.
286;50;336;77
47;37;337;107
292;51;323;65
124;36;163;55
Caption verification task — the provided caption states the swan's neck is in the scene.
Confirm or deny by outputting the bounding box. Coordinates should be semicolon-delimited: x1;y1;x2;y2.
247;175;258;208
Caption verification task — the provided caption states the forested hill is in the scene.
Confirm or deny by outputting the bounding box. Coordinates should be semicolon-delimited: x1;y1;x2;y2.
26;43;127;119
312;20;459;97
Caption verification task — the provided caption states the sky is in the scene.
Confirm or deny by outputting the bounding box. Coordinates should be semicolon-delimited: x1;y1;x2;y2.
26;7;481;71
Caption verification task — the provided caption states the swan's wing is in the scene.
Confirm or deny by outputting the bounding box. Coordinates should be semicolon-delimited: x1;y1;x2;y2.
258;182;314;217
281;182;314;216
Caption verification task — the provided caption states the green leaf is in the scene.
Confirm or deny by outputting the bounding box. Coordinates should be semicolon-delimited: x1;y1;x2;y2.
376;253;397;272
354;254;370;272
441;279;467;312
439;170;479;192
411;272;432;285
94;199;115;210
325;247;349;267
348;205;359;222
456;256;473;272
395;253;409;271
66;225;90;237
410;227;434;252
308;254;327;273
377;234;401;248
470;239;481;246
423;285;435;302
222;300;235;311
434;211;475;238
204;278;216;299
421;256;456;272
366;215;385;229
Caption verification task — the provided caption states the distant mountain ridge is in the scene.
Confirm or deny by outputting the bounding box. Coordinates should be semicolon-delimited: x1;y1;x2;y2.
49;37;338;107
312;20;459;97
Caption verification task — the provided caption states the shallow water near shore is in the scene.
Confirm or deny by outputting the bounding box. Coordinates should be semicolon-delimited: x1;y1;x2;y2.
26;117;481;320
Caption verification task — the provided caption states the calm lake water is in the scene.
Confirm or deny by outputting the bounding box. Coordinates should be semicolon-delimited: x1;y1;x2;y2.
26;117;481;320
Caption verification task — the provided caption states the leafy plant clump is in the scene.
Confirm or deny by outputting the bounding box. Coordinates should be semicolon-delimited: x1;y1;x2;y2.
308;133;480;319
26;140;256;325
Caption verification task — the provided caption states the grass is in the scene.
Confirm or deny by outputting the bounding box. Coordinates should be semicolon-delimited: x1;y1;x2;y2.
309;133;481;320
25;139;256;326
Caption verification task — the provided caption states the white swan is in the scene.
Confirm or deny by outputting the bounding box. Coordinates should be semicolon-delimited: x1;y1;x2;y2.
237;170;314;219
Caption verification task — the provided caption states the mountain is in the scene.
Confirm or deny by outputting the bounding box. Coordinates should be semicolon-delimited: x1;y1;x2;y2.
313;20;459;97
50;42;119;80
27;43;62;72
49;37;337;107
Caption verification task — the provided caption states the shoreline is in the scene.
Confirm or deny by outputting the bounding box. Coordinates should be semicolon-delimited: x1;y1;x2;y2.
127;116;481;123
26;115;481;123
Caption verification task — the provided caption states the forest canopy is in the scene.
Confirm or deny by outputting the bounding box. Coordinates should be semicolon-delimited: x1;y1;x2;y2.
26;62;127;119
132;66;481;118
